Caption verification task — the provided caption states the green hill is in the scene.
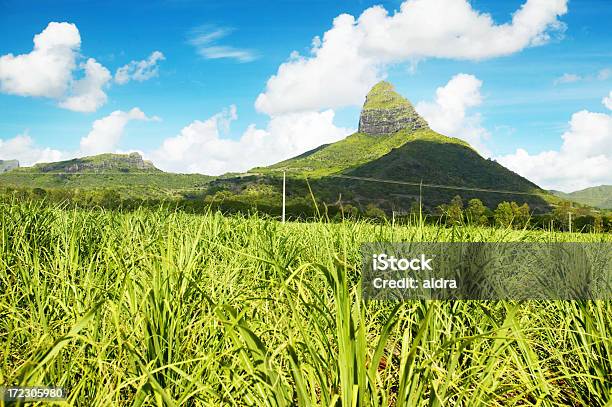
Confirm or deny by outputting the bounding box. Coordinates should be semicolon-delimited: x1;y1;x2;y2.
0;153;214;199
246;81;554;213
552;185;612;209
0;159;19;173
1;81;563;214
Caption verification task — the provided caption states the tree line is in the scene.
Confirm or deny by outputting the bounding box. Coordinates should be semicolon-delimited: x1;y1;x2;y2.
1;186;610;233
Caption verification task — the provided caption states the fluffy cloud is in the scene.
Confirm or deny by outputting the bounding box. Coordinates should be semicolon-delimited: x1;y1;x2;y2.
603;91;612;111
150;106;352;174
0;22;80;98
497;95;612;191
416;73;490;155
0;22;114;112
59;58;112;112
79;108;158;155
256;0;568;115
189;27;257;63
0;133;64;166
115;51;165;85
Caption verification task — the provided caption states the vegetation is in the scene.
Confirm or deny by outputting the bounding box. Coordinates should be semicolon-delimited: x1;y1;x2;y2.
1;199;611;405
0;81;576;217
361;81;410;110
0;159;19;173
552;185;612;209
254;129;471;178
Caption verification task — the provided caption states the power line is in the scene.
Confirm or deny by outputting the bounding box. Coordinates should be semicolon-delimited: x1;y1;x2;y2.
327;174;550;197
2;170;552;198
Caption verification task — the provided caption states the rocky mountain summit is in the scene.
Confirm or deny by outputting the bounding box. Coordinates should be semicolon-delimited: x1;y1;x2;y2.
0;159;19;173
358;81;428;136
30;152;160;173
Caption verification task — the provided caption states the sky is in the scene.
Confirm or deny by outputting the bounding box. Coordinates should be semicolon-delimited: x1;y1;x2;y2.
0;0;611;192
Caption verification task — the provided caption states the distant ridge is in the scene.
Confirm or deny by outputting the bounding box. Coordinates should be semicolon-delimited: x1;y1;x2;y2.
20;152;160;174
0;152;214;198
0;159;19;173
552;185;612;209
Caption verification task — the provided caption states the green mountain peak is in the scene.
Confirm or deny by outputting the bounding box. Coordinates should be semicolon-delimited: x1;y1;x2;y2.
363;81;405;109
359;81;428;135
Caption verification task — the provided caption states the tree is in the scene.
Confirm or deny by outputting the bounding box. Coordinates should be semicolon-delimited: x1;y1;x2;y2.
593;214;604;233
552;201;573;230
493;201;531;228
445;195;464;225
365;203;386;220
341;204;359;218
513;202;530;228
466;198;488;225
494;201;514;227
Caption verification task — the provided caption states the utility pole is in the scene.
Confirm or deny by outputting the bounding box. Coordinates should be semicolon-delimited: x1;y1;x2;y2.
282;171;286;223
419;179;423;225
568;202;572;233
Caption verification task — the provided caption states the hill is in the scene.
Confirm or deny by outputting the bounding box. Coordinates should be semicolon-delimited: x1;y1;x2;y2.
25;152;160;173
1;82;562;214
0;153;214;199
0;159;19;173
552;185;612;209
246;81;554;213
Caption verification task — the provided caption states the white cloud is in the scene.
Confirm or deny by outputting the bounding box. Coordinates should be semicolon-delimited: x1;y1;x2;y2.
554;73;581;85
0;22;116;113
603;91;612;111
598;68;611;81
256;0;568;115
0;133;64;166
416;74;490;155
115;51;165;85
497;94;612;191
189;27;257;63
59;58;111;112
150;106;352;174
0;22;80;98
196;46;257;63
79;108;158;155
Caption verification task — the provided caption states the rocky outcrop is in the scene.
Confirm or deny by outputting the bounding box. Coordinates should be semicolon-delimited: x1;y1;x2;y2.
358;81;428;136
35;152;159;173
0;159;19;173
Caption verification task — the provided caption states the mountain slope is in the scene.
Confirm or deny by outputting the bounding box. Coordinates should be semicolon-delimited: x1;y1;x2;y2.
255;128;471;177
253;81;469;177
0;159;19;173
248;80;554;212
552;185;612;209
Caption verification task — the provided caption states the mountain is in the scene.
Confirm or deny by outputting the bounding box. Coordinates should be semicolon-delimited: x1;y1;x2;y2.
0;153;214;198
551;185;612;209
24;152;160;173
1;82;561;214
248;81;554;212
0;159;19;173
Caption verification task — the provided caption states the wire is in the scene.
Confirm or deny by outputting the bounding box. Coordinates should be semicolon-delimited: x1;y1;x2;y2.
2;170;551;197
327;174;549;197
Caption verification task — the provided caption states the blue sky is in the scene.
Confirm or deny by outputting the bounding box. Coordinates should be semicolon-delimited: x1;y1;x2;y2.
0;0;611;191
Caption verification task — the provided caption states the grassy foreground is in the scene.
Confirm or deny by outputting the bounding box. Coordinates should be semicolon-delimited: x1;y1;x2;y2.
1;200;611;406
